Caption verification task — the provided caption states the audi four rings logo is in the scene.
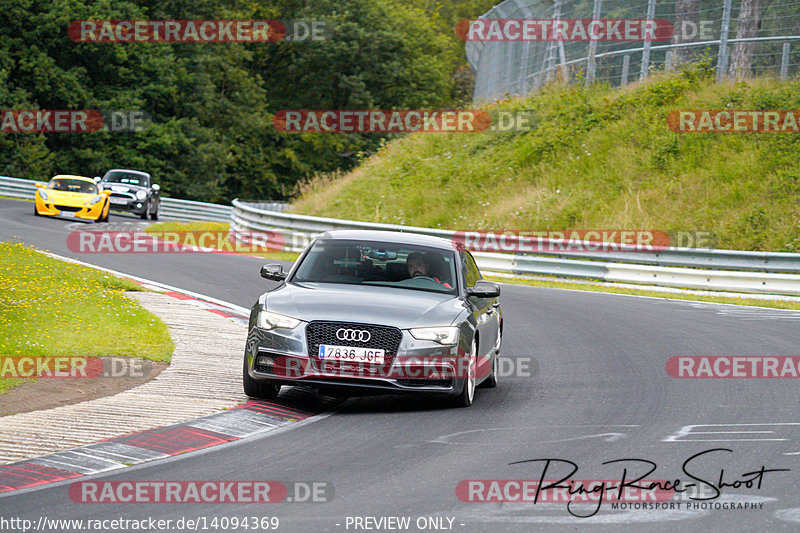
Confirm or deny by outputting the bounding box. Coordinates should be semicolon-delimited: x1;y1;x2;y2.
336;328;371;342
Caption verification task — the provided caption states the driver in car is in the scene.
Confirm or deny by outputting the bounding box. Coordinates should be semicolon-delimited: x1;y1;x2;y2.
406;252;453;289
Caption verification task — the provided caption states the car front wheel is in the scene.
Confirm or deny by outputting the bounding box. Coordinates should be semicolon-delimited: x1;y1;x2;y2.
242;354;280;400
480;328;501;389
451;338;477;408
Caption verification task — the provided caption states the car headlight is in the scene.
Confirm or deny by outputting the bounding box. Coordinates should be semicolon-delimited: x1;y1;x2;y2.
38;189;48;200
136;190;147;200
85;195;103;205
409;326;459;345
257;310;301;330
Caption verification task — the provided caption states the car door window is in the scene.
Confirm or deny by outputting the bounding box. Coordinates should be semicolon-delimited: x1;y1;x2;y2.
462;251;482;288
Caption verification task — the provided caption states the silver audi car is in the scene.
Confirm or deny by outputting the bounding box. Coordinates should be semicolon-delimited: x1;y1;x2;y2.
243;230;502;407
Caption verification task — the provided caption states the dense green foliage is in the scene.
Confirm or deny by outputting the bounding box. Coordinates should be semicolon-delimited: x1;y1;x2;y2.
0;0;493;202
293;67;800;252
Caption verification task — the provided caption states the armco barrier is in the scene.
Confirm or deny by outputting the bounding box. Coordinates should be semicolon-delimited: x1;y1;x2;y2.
0;176;40;200
3;175;799;296
230;199;800;296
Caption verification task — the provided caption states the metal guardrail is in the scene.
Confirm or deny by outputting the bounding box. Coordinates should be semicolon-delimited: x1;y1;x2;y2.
158;198;232;223
0;175;233;223
4;175;799;295
0;176;41;199
231;199;800;296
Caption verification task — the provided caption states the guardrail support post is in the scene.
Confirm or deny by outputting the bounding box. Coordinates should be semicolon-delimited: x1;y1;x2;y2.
781;42;791;80
665;51;674;71
621;54;631;85
639;0;657;80
717;0;733;83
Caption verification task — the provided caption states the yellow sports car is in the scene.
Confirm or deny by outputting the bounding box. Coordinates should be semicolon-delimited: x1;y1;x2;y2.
34;175;111;222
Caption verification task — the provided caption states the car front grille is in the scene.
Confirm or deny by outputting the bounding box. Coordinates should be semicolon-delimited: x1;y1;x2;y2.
109;192;134;200
56;205;82;212
397;378;452;387
305;321;402;374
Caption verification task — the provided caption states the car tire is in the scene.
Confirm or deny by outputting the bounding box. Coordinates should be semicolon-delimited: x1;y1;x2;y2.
451;338;477;408
479;327;501;389
149;204;158;221
140;201;149;219
242;354;280;400
34;204;41;216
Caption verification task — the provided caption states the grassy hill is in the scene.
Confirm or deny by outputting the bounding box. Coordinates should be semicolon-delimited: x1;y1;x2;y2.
291;66;800;252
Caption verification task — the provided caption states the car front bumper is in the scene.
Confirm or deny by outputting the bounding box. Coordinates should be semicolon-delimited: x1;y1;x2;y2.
107;196;147;215
245;323;472;396
35;195;106;221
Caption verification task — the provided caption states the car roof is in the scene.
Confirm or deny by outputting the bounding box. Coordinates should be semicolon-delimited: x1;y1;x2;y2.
103;169;150;177
316;230;456;251
51;175;93;182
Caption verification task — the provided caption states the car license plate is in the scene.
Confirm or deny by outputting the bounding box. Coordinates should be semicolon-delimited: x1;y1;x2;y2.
110;198;127;205
318;345;384;364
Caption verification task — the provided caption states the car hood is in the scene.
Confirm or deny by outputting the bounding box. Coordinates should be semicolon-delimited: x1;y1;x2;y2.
264;282;465;329
42;190;98;204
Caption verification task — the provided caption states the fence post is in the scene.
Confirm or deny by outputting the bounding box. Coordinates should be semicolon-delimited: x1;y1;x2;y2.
781;42;791;81
621;54;631;85
717;0;733;83
519;7;533;95
639;0;657;80
585;0;602;85
544;1;560;82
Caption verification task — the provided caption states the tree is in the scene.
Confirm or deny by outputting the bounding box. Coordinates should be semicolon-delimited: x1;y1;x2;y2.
670;0;701;67
729;0;764;80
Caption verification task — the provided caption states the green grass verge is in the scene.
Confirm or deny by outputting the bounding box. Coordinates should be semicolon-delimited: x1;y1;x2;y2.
292;66;800;252
145;221;301;262
0;242;174;393
486;275;800;311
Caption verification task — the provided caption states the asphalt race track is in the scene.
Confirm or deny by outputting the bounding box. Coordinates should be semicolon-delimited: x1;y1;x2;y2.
3;197;800;531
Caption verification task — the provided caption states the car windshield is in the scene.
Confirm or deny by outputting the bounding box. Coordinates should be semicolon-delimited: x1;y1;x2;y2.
102;172;149;187
292;239;458;295
47;179;98;194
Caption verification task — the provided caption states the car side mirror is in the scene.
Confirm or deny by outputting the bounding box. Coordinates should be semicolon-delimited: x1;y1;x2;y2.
260;264;287;281
152;184;160;192
467;280;500;298
93;177;101;183
35;183;44;188
101;190;111;196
